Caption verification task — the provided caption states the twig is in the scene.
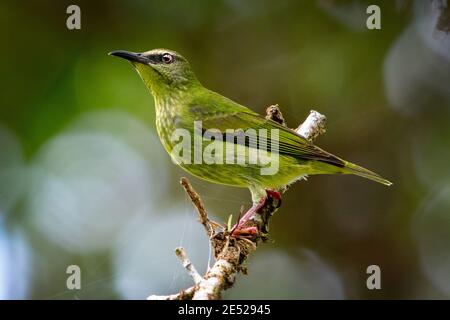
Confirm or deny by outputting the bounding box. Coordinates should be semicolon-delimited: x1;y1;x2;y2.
180;177;215;238
147;105;326;300
175;247;203;285
147;286;196;300
296;110;326;142
265;104;286;126
432;0;450;33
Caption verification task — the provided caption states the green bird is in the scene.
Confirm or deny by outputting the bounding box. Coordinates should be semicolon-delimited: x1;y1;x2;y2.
110;48;391;235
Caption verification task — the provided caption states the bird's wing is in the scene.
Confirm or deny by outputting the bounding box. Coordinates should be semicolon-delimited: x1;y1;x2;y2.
194;108;345;168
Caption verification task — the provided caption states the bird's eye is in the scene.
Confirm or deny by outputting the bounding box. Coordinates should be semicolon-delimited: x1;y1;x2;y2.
161;53;174;64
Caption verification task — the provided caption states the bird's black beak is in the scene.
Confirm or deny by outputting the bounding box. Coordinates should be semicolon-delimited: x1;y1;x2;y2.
109;50;150;64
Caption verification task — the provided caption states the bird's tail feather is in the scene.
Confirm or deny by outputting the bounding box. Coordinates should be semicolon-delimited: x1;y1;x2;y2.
344;161;392;186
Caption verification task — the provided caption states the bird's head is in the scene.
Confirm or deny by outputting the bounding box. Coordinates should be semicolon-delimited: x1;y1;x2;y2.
109;48;199;96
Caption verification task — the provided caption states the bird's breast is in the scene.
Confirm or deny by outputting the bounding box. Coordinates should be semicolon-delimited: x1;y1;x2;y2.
155;100;184;154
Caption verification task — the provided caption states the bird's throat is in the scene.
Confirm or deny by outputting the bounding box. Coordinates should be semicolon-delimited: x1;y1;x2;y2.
153;91;185;154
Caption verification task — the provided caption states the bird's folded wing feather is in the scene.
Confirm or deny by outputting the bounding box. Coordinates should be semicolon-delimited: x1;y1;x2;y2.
192;105;345;167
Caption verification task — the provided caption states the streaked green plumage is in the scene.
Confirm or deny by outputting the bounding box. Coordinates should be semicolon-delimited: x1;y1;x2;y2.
110;48;391;202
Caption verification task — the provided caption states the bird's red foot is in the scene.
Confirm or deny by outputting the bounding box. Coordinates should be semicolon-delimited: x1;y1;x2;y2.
230;196;266;237
231;189;281;237
231;226;258;238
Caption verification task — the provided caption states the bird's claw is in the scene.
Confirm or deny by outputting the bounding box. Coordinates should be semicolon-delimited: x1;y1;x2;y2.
230;189;282;238
231;226;258;238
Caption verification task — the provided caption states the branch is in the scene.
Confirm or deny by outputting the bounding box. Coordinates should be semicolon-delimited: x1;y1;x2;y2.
147;286;196;300
295;110;326;142
432;0;450;34
180;177;214;238
147;106;326;300
175;247;203;285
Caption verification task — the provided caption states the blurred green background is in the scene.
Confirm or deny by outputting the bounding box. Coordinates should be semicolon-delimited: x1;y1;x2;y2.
1;0;450;299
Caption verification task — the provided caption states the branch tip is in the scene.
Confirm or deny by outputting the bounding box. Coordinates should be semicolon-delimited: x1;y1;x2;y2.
174;247;203;285
296;110;326;142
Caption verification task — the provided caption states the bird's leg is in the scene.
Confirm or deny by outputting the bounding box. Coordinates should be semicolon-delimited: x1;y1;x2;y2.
231;189;281;237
